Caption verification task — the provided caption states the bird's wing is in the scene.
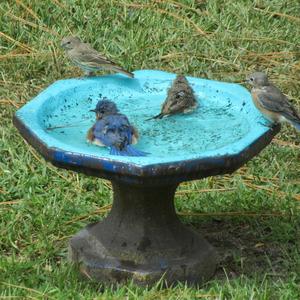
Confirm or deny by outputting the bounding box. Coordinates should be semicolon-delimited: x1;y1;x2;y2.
114;114;133;146
162;92;189;114
92;119;115;147
72;43;119;68
257;86;300;122
93;115;133;149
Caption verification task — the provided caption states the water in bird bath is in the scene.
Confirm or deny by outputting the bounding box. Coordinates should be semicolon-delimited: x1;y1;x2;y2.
30;70;269;166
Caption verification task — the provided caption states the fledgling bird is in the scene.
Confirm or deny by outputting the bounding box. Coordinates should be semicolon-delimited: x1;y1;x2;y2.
246;72;300;131
61;36;134;78
87;99;147;156
147;75;197;120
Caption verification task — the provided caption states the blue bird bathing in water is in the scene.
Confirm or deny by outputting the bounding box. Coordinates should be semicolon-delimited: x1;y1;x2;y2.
87;99;147;156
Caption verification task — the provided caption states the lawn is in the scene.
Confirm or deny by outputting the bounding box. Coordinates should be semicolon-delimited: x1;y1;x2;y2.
0;0;300;299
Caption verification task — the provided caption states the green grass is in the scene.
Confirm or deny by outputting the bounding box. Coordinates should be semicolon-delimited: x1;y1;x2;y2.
1;0;300;298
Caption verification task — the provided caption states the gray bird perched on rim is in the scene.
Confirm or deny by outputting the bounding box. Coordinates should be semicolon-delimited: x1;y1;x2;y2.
61;36;134;78
246;72;300;131
147;75;197;120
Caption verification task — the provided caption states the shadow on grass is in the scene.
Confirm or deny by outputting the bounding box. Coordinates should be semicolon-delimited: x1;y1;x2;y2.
190;218;299;281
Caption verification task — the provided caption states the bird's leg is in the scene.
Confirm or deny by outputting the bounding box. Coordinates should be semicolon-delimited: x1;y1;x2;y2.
87;71;96;77
83;70;96;77
79;71;96;80
258;120;276;131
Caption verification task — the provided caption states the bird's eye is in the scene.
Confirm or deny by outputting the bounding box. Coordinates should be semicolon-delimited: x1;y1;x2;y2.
67;41;71;44
250;77;254;81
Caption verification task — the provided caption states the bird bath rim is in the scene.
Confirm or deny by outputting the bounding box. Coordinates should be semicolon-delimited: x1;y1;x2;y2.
13;69;280;185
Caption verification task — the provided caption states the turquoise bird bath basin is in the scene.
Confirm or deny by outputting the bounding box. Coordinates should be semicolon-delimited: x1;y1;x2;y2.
13;70;279;286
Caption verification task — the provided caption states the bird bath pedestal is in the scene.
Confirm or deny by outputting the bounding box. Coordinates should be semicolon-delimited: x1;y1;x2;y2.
13;70;279;286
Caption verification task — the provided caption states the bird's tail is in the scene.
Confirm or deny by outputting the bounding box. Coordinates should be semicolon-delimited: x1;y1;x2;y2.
145;113;164;121
288;119;300;131
110;145;148;157
112;66;134;78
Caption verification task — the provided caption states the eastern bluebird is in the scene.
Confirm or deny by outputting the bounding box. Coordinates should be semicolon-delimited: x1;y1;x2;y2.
246;72;300;131
147;75;197;120
61;36;134;78
87;99;147;156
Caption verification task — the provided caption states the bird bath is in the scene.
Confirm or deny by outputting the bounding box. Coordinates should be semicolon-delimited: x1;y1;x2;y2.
13;70;279;286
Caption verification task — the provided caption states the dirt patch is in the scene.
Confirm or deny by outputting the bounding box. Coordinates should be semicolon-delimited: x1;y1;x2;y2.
190;219;296;280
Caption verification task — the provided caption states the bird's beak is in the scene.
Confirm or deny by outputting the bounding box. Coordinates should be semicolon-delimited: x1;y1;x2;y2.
60;41;68;49
235;80;247;84
89;109;96;112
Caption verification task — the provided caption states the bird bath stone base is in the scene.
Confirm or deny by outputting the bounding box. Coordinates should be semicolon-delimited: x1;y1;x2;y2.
13;70;279;286
69;182;216;285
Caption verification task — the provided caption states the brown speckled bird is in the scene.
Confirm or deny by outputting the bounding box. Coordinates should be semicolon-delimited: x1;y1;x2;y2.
147;75;197;120
61;36;134;78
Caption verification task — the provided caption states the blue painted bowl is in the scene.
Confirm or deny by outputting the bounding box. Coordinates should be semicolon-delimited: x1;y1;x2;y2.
13;70;279;185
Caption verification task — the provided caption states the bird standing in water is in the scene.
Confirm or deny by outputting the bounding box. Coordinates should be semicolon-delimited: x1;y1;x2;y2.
147;75;197;120
87;99;147;156
246;72;300;131
61;36;134;78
